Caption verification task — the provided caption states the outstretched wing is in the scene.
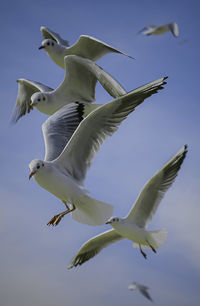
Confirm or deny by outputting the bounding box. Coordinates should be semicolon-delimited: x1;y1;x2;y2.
40;26;69;46
139;287;153;302
66;35;134;61
54;77;167;185
11;79;53;123
42;103;84;161
55;55;126;103
126;145;188;228
68;229;123;268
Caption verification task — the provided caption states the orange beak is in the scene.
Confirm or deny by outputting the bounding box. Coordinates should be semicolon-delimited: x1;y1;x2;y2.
30;102;36;108
29;172;35;180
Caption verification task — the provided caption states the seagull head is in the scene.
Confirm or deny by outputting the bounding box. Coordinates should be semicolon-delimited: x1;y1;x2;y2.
38;38;62;53
30;92;47;108
105;216;121;225
29;159;45;180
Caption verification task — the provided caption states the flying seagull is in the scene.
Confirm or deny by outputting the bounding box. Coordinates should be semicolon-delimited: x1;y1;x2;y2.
128;282;153;302
138;23;179;37
29;77;167;227
68;145;187;267
11;55;126;123
39;26;134;69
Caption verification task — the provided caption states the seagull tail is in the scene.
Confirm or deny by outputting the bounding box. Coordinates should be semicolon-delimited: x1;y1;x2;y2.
133;229;167;249
147;229;168;249
71;194;113;226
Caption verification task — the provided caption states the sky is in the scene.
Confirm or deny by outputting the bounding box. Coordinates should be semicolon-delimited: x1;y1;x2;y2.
1;0;200;305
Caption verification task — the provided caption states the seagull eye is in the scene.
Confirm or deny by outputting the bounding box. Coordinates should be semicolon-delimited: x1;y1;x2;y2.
52;42;54;46
37;165;40;169
47;42;50;46
38;98;40;102
42;163;44;167
43;97;45;101
113;218;115;222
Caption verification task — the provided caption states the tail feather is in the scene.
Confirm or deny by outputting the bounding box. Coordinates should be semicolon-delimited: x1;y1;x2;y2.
133;229;167;249
71;194;113;226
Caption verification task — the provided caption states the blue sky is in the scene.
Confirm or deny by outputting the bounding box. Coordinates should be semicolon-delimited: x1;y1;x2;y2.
1;0;200;305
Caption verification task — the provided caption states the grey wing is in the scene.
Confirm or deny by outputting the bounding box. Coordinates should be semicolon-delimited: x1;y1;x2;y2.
68;229;123;268
40;26;69;46
67;35;133;61
56;55;126;103
168;23;179;37
54;77;167;185
126;145;188;228
138;25;157;35
139;287;153;302
42;103;84;161
11;79;53;123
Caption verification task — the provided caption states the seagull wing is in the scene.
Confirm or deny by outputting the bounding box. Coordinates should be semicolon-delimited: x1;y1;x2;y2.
66;35;133;61
138;25;157;35
68;229;123;268
55;55;126;103
11;79;53;123
54;77;167;185
168;23;179;37
126;145;188;228
138;286;153;302
42;103;84;161
40;26;69;46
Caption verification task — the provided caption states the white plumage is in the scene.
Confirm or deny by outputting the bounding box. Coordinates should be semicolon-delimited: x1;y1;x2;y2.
29;77;167;227
39;26;134;69
68;145;187;268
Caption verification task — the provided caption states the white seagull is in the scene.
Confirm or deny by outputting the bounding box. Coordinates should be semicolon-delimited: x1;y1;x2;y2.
29;77;167;227
39;26;133;69
68;145;187;267
128;282;153;302
11;55;126;123
138;23;179;37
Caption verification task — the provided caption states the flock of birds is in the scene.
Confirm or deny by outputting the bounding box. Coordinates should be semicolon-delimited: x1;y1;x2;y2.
12;22;186;302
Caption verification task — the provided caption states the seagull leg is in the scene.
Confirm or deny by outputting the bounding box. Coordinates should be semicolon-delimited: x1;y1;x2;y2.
139;244;147;259
47;202;76;226
146;240;157;253
149;244;157;253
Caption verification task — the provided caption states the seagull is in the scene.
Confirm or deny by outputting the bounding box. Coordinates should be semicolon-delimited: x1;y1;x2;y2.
29;76;167;227
128;282;153;302
138;23;179;37
39;26;134;69
11;55;126;123
68;145;187;267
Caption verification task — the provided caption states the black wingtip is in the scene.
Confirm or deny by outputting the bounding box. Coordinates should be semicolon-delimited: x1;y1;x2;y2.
75;102;85;121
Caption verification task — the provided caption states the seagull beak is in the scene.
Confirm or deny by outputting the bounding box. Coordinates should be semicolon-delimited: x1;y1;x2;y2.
30;102;35;108
38;45;45;50
29;172;35;180
105;221;111;224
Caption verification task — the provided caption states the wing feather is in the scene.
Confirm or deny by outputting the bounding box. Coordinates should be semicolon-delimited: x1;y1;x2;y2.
54;55;126;104
68;229;123;268
11;79;53;123
66;35;133;61
42;103;84;161
54;77;167;185
40;26;69;46
126;145;188;228
168;23;179;37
